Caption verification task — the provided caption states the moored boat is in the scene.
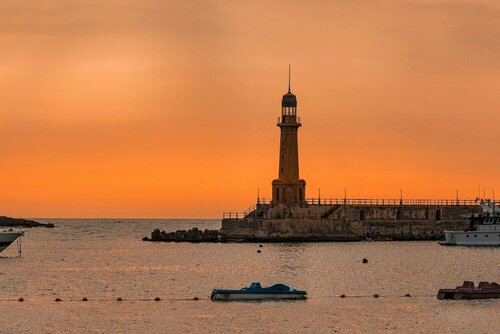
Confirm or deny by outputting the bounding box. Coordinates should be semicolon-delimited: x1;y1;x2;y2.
211;282;307;301
437;281;500;300
0;230;23;253
440;199;500;246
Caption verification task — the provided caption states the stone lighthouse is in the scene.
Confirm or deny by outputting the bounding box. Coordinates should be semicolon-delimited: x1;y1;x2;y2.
272;68;306;204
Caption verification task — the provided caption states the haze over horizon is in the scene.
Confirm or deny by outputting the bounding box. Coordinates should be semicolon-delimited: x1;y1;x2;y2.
1;0;500;218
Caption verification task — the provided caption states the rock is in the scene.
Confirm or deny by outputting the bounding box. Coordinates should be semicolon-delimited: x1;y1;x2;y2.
362;258;368;264
144;228;220;242
151;229;163;241
186;228;202;241
202;229;219;242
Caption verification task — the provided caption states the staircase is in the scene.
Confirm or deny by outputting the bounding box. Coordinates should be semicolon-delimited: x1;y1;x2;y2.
321;204;342;219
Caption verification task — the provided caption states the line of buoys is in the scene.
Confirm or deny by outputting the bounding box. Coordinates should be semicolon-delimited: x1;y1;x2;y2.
4;293;423;303
338;293;412;298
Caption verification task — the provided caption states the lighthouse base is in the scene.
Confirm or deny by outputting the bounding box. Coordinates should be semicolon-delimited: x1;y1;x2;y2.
271;179;306;204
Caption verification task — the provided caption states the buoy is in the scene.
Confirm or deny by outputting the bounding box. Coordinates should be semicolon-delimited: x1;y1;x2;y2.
340;294;346;298
116;297;123;302
405;294;411;297
154;297;161;301
82;297;88;301
193;297;199;300
18;297;24;302
257;250;261;253
55;298;62;302
259;244;263;248
373;294;379;298
362;258;368;264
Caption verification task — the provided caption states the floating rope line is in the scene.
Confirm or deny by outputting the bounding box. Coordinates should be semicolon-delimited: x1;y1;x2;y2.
0;294;439;303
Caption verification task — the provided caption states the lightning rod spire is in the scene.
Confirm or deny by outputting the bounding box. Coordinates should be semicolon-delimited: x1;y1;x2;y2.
288;64;291;93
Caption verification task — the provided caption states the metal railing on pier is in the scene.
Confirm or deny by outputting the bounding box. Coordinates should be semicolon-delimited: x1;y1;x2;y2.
303;198;482;206
222;212;333;220
222;198;488;219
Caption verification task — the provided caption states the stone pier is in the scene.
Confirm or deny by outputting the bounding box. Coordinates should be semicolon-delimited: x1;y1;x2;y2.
219;201;480;241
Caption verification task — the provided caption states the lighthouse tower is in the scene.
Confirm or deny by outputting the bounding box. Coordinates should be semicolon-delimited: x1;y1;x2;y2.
272;68;306;204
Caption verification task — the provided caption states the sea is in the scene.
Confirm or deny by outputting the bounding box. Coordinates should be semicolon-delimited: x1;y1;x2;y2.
0;219;498;333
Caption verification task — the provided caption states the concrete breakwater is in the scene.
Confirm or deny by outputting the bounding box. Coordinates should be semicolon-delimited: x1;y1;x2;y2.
143;203;480;242
218;202;479;241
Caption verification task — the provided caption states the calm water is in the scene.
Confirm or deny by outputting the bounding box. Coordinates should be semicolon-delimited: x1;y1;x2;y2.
0;219;498;333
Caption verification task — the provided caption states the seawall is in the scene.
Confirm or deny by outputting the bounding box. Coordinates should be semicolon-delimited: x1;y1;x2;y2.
219;203;479;241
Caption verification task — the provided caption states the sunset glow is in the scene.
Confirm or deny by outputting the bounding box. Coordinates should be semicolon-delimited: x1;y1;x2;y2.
1;0;500;218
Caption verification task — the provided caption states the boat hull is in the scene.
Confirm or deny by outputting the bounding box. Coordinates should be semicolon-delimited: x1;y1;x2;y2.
440;231;500;246
0;232;22;253
211;292;306;301
437;290;500;300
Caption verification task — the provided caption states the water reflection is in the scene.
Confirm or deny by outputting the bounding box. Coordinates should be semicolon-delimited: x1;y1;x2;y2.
270;243;307;275
0;219;497;333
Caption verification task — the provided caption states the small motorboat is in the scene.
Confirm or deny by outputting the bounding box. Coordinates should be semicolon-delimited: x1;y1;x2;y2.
211;282;307;301
437;281;500;300
0;230;24;254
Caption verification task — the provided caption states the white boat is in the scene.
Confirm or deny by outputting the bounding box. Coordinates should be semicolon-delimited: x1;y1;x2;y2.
440;200;500;246
0;230;24;253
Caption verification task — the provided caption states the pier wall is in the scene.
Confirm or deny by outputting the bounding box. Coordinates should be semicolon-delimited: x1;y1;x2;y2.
220;217;361;241
219;204;480;241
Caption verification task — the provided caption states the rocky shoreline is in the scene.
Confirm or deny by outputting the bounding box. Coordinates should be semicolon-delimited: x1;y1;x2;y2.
0;216;54;228
143;228;220;242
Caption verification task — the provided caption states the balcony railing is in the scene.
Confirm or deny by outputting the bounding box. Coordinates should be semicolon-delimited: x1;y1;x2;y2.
277;116;301;124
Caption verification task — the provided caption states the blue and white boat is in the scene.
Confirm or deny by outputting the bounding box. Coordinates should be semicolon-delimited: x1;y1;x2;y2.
211;282;307;301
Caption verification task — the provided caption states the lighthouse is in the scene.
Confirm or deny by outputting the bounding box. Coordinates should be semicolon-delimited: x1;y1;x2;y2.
272;67;306;204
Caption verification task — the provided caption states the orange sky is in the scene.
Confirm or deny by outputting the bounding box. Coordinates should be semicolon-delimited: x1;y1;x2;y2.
1;0;500;218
